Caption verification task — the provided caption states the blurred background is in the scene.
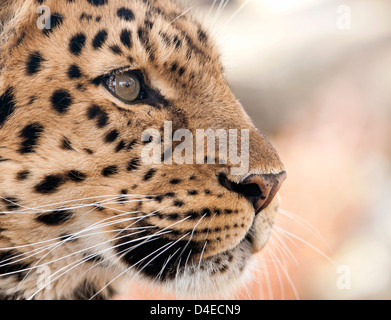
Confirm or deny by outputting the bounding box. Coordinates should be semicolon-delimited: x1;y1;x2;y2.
120;0;391;300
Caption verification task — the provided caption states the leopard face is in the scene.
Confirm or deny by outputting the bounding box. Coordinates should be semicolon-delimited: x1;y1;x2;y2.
0;0;285;300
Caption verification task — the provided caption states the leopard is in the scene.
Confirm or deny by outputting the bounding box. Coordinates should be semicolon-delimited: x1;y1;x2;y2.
0;0;286;300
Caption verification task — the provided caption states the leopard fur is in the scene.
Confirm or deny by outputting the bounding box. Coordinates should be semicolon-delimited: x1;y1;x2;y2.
0;0;285;300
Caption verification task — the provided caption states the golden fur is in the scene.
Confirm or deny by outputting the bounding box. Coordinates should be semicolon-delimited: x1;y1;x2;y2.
0;0;285;299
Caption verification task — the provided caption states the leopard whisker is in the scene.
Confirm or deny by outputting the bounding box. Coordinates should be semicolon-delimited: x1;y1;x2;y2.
74;214;192;286
267;238;287;299
169;2;199;25
216;0;252;36
270;229;299;266
206;0;218;22
91;231;191;300
3;228;152;282
274;225;337;267
259;246;274;300
155;212;207;283
26;227;170;300
197;240;208;270
14;211;155;288
0;194;155;215
210;0;229;30
89;239;176;300
267;242;300;300
278;208;331;250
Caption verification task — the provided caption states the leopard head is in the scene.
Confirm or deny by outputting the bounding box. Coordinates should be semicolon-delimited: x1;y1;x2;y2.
0;0;285;299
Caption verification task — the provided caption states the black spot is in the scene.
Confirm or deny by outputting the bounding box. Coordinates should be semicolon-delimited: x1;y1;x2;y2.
0;88;15;127
67;170;87;182
178;67;185;77
69;33;86;55
173;36;181;49
170;63;178;73
167;213;179;220
92;30;108;49
109;45;122;55
102;166;118;177
117;189;128;203
187;190;198;196
36;210;73;225
2;197;20;211
70;280;113;300
104;129;119;143
26;52;45;75
137;27;149;45
68;64;82;79
28;96;36;105
117;8;135;21
127;139;137;149
80;12;93;22
43;13;64;36
198;29;207;43
16;170;31;181
214;209;221;215
127;158;140;171
169;179;181;185
0;251;30;281
61;137;74;150
87;0;108;6
187;210;200;220
19;123;44;154
144;19;153;30
173;200;184;207
115;140;126;152
202;208;212;217
143;168;156;181
120;29;132;48
154;195;163;202
87;105;108;128
51;89;73;114
34;174;65;194
165;192;175;198
90;76;101;86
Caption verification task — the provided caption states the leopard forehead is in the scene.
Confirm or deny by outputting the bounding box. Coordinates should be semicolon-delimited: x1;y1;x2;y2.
0;0;285;300
1;0;222;99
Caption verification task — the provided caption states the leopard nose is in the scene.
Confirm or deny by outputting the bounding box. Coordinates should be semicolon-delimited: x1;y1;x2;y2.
241;172;287;213
218;171;287;214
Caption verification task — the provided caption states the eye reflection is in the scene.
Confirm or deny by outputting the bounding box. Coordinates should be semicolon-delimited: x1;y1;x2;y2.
104;71;142;102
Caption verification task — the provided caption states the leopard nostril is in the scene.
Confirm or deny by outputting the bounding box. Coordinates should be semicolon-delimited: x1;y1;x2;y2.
218;171;287;214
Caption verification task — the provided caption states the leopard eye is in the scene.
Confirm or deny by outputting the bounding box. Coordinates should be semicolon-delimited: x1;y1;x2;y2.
103;71;143;103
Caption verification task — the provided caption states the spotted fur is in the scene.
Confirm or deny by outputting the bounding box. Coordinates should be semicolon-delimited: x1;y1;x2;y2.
0;0;285;300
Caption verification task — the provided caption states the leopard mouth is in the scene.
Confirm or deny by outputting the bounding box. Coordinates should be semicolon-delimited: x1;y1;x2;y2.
113;199;278;297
